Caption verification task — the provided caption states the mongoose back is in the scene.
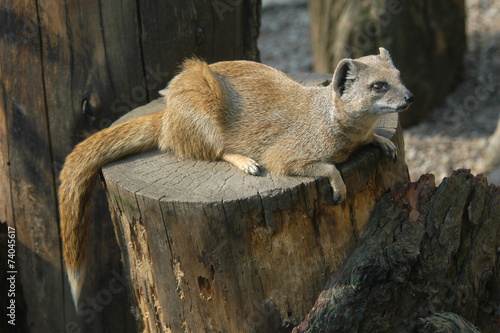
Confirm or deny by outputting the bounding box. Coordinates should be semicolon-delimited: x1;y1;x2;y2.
59;47;414;307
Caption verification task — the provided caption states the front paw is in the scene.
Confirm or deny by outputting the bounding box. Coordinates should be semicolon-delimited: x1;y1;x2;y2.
374;136;397;162
243;160;262;176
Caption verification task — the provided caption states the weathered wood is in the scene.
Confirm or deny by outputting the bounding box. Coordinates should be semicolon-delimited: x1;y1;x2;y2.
293;170;500;333
0;68;12;224
309;0;466;127
102;74;410;332
0;0;261;331
0;1;64;331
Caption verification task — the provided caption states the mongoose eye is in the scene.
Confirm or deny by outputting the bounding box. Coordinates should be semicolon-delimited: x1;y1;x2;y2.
371;82;387;92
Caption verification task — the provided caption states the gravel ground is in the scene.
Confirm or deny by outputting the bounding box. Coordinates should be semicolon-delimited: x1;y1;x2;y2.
259;0;500;183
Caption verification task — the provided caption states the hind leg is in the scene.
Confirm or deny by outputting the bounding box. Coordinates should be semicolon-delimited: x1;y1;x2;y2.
222;153;262;176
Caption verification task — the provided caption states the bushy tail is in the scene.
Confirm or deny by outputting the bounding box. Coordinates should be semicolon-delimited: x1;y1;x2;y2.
58;111;163;308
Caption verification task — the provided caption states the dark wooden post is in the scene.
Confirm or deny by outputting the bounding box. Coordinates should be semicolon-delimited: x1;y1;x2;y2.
0;1;261;331
102;74;410;332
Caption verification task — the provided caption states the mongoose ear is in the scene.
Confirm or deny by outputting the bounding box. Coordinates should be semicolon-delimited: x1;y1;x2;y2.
332;59;367;96
379;47;394;65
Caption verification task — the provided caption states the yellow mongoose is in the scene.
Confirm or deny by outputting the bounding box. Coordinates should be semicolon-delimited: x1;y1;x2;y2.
59;47;413;307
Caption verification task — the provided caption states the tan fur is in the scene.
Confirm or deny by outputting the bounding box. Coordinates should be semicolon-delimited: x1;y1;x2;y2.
59;112;162;305
59;48;413;307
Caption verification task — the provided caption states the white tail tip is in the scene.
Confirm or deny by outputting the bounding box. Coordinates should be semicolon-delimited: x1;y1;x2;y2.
67;265;86;310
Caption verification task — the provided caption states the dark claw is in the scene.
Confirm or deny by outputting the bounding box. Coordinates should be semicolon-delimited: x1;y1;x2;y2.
245;162;262;176
254;163;263;175
391;153;397;163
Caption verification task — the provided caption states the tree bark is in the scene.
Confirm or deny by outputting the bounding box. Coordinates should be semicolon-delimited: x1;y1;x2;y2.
102;74;410;332
309;0;466;127
294;170;500;333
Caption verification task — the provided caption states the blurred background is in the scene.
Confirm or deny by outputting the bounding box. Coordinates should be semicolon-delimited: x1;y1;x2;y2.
260;0;500;184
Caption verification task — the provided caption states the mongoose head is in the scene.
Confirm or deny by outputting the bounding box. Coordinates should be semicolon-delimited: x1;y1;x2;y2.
332;47;414;117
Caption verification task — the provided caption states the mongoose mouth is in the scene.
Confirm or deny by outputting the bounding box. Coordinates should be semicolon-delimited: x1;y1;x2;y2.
379;105;410;114
396;104;411;112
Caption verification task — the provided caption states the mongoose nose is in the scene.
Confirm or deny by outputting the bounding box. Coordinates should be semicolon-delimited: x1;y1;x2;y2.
405;93;415;104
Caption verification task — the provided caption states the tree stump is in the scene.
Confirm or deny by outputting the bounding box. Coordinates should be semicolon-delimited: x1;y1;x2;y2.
309;0;466;127
294;170;500;333
102;74;410;332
